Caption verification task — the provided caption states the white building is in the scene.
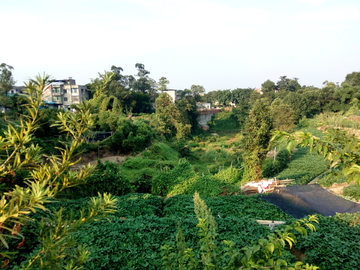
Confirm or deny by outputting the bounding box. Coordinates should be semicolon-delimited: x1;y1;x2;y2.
43;77;89;108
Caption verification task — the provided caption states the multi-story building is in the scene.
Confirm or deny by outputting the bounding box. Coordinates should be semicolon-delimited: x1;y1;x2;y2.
163;89;182;103
8;86;24;96
43;77;89;109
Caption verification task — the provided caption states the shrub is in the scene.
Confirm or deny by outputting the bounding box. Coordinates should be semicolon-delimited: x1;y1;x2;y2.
151;161;195;196
213;167;242;184
101;118;153;153
208;111;240;130
275;147;329;185
60;160;131;199
142;142;180;161
262;149;290;178
343;185;360;200
317;168;347;187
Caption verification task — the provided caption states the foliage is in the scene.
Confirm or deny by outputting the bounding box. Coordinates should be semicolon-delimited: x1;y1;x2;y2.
0;63;16;109
59;160;131;199
142;142;180;161
154;93;193;139
316;168;347;187
262;149;290;178
242;100;274;182
120;155;176;186
17;194;118;270
163;195;293;221
0;73;116;268
343;185;360;201
13;193;294;270
282;92;307;123
296;214;360;270
208;110;239;131
101;117;153;153
270;99;296;131
274;147;329;185
273;128;360;184
162;192;319;270
152;161;195;196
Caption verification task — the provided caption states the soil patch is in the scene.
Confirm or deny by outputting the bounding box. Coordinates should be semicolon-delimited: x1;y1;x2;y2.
73;151;129;169
324;182;349;196
290;247;307;261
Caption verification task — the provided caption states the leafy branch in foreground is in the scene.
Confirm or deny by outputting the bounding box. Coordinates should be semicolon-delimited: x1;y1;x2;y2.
161;191;319;270
0;73;116;268
272;128;360;185
20;193;117;270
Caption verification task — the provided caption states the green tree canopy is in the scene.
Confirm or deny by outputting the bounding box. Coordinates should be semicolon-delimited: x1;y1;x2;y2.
242;100;274;182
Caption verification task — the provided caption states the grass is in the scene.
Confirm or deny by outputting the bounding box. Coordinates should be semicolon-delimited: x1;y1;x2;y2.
316;168;347;187
275;147;329;185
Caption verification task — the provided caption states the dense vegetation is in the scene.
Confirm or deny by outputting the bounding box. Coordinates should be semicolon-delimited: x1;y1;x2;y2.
1;65;360;269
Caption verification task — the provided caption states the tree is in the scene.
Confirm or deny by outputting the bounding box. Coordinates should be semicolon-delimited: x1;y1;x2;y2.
0;63;16;109
343;71;360;87
261;79;276;101
155;93;192;139
276;76;301;92
157;77;170;92
271;98;296;131
189;84;205;102
242;100;274;182
132;63;156;96
0;73;117;268
283;92;307;123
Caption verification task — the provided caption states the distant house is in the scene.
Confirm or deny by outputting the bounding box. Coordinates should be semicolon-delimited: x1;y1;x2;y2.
163;89;182;103
42;77;89;109
197;102;211;110
8;86;24;96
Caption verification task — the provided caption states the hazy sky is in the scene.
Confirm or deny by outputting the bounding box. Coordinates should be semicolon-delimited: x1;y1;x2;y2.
1;0;359;91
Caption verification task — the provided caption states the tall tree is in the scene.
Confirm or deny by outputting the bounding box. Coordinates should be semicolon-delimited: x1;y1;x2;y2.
0;63;16;109
132;63;155;95
343;71;360;87
283;92;307;123
276;76;301;92
242;100;274;182
157;77;170;92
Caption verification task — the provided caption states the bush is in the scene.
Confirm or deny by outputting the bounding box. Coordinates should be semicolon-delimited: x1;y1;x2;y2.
213;167;242;184
60;160;131;199
262;149;290;178
142;142;180;161
343;184;360;200
151;161;195;196
275;147;329;185
208;111;239;131
101;118;153;153
317;168;347;187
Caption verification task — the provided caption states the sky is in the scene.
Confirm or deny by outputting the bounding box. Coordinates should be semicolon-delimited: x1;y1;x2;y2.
1;0;360;91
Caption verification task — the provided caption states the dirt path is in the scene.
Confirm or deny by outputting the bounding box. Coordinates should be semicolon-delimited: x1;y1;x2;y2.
73;155;128;169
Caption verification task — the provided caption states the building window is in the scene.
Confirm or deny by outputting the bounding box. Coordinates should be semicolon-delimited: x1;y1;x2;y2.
64;97;68;102
63;89;67;94
71;88;78;94
72;97;79;103
81;89;84;94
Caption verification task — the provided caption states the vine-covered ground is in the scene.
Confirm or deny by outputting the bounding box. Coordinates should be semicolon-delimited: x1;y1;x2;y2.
9;193;360;269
